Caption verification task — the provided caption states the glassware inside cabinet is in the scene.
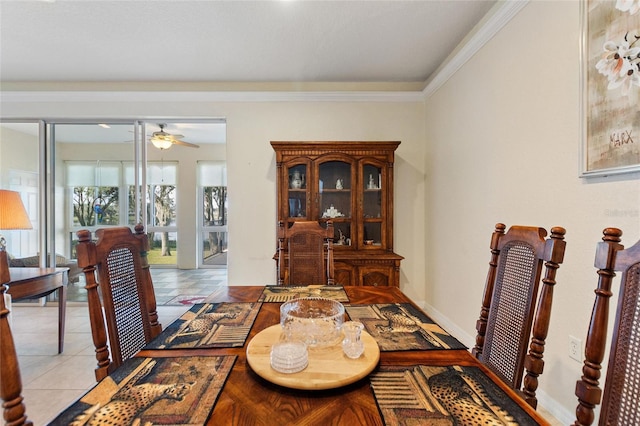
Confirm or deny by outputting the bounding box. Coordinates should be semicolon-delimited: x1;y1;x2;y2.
363;165;382;219
319;161;351;220
288;195;306;217
333;222;352;247
363;222;382;246
288;165;306;189
363;165;381;190
287;164;307;218
319;161;351;190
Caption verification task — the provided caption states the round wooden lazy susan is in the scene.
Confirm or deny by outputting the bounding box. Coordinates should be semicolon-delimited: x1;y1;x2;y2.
246;324;380;390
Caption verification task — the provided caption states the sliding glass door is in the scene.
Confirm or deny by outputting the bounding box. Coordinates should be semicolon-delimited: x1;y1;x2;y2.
55;122;141;262
1;119;227;272
0;121;42;264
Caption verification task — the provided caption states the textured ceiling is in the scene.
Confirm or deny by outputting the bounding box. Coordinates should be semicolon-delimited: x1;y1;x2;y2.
0;0;499;146
0;0;496;85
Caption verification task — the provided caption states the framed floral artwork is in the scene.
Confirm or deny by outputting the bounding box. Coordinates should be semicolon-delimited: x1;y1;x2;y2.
580;0;640;177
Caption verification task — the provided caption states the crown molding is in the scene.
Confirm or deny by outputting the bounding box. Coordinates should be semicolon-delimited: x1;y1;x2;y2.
422;0;529;99
0;90;424;103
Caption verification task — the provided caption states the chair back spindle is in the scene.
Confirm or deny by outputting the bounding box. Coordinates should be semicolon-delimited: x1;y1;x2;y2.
574;228;640;425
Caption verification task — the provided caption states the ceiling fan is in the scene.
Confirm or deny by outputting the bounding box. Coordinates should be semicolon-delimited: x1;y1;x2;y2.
149;124;200;150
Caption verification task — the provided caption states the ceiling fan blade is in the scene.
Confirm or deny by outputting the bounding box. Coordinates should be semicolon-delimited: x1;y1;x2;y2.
171;134;185;139
171;139;200;148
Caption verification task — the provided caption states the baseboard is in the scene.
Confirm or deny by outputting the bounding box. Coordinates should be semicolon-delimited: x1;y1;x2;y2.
537;390;574;424
420;300;475;348
12;297;46;307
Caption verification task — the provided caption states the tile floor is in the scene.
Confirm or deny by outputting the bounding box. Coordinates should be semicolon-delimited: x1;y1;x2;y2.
10;268;227;425
10;268;562;425
64;268;229;305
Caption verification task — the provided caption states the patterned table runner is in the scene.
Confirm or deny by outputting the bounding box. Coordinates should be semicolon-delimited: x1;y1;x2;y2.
259;285;349;302
345;303;466;351
145;302;262;349
370;364;538;425
50;355;236;425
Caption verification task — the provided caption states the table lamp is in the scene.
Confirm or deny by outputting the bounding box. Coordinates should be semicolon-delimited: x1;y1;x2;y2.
0;189;33;284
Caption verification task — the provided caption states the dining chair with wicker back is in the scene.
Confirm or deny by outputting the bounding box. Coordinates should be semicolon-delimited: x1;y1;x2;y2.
76;224;162;381
472;223;566;408
277;220;334;286
574;228;640;426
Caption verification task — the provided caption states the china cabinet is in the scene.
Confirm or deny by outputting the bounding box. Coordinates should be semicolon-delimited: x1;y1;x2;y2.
271;141;403;287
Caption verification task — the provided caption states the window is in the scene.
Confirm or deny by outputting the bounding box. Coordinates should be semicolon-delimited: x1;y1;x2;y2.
17;119;225;273
199;161;227;268
66;157;181;267
147;161;178;265
67;161;122;227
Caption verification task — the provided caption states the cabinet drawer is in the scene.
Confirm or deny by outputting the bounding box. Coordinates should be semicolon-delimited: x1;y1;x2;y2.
334;261;354;286
358;265;394;287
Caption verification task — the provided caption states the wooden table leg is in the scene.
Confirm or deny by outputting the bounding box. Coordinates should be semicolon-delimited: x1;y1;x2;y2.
6;267;69;354
57;283;67;354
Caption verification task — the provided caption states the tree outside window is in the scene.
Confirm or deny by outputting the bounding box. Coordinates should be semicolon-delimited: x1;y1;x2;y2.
68;161;123;227
199;161;227;267
72;186;119;226
145;161;178;263
204;186;227;257
148;184;176;256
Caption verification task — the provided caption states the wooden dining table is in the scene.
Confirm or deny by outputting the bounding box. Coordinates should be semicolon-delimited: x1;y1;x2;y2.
129;285;549;425
7;267;68;354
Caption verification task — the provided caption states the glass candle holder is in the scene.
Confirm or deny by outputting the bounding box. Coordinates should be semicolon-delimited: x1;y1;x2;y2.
341;321;365;359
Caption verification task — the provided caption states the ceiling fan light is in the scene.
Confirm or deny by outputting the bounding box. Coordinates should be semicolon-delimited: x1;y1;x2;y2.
151;136;173;150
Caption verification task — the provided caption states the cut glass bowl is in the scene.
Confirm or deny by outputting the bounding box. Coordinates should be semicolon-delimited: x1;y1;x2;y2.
280;297;345;348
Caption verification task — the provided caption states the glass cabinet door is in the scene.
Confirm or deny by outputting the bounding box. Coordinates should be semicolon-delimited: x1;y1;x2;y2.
362;163;383;248
318;160;353;247
286;163;308;219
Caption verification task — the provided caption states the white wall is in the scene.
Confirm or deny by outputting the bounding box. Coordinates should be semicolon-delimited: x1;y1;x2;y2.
0;126;38;178
222;102;426;299
423;1;640;422
0;100;427;302
4;2;638;419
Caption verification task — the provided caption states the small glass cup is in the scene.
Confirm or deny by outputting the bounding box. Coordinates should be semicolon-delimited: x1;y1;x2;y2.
341;321;365;359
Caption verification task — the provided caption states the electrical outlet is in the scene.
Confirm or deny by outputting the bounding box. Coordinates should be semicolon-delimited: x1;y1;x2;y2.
569;335;582;362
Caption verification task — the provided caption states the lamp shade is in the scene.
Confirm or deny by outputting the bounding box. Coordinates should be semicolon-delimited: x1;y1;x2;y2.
0;190;33;230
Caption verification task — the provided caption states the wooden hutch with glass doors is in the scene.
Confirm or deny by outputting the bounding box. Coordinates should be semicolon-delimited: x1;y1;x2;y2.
271;141;403;287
